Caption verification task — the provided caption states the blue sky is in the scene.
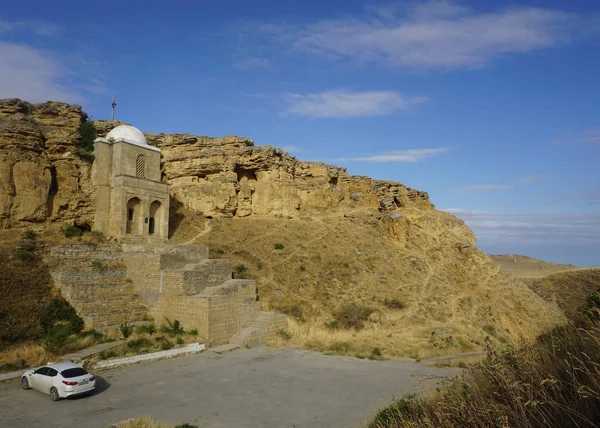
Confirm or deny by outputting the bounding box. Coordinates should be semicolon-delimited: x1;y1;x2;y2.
1;0;599;266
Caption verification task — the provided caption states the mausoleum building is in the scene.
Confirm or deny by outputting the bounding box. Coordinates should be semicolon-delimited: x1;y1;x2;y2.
93;125;169;239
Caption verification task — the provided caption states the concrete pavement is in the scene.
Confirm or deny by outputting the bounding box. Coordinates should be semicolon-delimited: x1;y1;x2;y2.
0;346;454;428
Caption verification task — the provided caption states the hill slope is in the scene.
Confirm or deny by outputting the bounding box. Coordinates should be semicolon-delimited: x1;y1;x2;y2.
490;254;580;278
0;98;566;358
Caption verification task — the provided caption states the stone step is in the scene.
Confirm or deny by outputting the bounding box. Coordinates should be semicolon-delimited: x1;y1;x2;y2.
229;312;287;347
199;279;256;297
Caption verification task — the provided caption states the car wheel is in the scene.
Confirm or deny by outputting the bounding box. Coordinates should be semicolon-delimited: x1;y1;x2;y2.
50;387;60;401
20;377;30;390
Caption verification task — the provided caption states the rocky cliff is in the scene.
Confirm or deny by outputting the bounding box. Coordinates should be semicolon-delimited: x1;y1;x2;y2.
0;99;94;228
1;98;430;227
0;98;566;357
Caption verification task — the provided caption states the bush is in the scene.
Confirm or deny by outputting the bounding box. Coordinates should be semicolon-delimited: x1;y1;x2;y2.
277;329;292;341
334;302;375;330
40;298;84;335
64;225;83;238
324;320;340;330
234;264;247;279
176;336;184;345
22;229;37;240
160;338;174;350
78;329;104;341
119;321;134;340
127;337;153;352
76;118;97;162
187;328;198;336
384;298;406;310
274;243;284;250
136;324;157;336
369;347;383;360
160;318;184;336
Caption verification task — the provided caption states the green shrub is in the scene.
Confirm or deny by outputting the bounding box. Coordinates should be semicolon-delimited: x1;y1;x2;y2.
43;324;75;353
324;320;340;330
76;118;97;162
334;302;375;330
299;265;306;271
160;318;184;336
176;336;184;345
369;347;383;360
187;328;198;336
136;324;157;336
234;264;247;279
40;298;84;335
64;225;83;238
17;250;35;262
127;337;153;352
160;338;174;350
277;329;292;340
22;229;37;240
274;243;284;250
78;329;104;341
257;263;263;270
119;321;134;340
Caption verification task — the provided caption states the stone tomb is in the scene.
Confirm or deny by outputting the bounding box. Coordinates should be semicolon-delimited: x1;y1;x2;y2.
93;125;169;240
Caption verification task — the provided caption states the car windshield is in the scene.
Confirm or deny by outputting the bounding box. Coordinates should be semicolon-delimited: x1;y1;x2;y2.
61;368;88;378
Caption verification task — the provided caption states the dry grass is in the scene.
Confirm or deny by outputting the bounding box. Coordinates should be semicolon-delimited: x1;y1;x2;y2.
171;212;565;358
0;343;55;369
370;318;600;428
109;416;173;428
490;254;581;278
526;269;600;321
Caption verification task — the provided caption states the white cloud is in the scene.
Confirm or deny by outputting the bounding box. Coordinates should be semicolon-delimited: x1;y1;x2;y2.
445;208;600;246
337;148;449;163
0;20;61;36
454;184;512;192
284;89;428;118
517;174;549;183
445;209;600;265
258;1;572;70
233;57;271;70
0;42;84;103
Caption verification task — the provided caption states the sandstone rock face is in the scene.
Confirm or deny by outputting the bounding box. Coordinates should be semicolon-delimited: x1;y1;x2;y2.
0;99;94;227
1;99;429;229
144;133;432;219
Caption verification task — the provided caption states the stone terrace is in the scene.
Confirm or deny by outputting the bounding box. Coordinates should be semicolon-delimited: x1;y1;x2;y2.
48;243;285;345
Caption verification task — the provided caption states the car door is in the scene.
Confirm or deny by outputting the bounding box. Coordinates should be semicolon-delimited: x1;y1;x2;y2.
44;368;59;393
30;367;49;391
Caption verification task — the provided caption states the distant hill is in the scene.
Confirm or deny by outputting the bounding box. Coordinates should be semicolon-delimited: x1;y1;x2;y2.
490;254;580;278
524;269;600;322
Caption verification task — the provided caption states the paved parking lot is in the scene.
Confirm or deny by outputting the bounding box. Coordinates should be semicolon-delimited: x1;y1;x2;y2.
0;346;452;428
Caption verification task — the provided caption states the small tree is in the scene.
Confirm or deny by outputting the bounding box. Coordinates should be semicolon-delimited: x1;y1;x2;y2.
76;117;97;162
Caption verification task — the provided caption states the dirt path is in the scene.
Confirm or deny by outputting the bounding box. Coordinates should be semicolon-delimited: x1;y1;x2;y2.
180;221;212;246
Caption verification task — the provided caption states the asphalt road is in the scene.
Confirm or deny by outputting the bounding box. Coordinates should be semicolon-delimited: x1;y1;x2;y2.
0;346;453;428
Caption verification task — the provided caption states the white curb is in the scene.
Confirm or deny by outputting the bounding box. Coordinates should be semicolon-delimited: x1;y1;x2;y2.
0;370;23;382
93;343;206;370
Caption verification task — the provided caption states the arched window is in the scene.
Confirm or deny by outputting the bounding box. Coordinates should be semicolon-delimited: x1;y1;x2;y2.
136;155;146;178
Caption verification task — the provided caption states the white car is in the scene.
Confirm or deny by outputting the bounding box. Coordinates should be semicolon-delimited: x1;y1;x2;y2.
21;362;96;401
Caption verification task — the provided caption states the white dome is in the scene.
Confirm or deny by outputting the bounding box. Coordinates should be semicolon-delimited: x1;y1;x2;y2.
106;125;148;146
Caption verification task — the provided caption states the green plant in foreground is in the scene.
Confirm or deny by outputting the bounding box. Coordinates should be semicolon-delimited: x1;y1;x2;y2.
274;243;284;250
119;321;134;340
160;318;185;336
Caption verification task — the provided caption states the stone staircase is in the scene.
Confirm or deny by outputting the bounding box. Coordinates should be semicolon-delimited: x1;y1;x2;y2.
48;245;148;332
229;312;287;347
49;243;287;344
